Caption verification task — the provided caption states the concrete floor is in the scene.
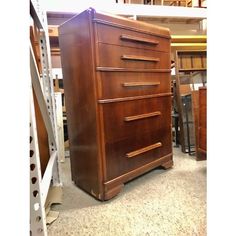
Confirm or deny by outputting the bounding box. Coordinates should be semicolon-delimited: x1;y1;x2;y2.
48;147;206;236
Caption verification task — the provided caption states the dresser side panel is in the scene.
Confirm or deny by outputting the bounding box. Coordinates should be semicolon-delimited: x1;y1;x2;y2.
59;11;102;198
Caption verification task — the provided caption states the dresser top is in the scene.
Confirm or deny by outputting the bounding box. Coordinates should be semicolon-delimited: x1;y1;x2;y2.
60;8;170;39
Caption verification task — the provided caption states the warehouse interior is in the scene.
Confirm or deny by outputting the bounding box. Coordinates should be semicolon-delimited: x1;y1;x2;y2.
3;0;236;235
31;1;207;234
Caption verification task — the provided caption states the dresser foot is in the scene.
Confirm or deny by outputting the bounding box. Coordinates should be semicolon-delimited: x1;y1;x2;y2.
161;160;173;169
104;184;124;200
196;149;207;161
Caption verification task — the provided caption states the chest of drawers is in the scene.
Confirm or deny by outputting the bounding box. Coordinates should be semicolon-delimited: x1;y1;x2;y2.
59;8;173;200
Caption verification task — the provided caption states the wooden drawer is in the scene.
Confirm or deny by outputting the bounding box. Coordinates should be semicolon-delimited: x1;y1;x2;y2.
105;130;172;180
98;71;171;99
97;43;170;69
101;96;172;143
95;23;170;53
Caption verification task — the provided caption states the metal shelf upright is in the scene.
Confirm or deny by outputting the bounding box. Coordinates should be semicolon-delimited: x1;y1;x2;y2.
30;0;62;235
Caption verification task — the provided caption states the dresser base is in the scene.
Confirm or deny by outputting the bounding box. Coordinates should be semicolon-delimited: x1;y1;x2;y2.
103;153;173;200
104;184;124;201
161;160;173;169
197;148;206;161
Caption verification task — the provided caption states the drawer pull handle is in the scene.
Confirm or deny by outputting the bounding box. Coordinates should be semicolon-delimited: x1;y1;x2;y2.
126;142;162;158
124;111;161;122
121;55;160;62
122;82;160;87
120;34;159;45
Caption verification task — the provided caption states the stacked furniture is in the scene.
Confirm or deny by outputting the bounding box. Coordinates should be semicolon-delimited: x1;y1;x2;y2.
59;8;173;200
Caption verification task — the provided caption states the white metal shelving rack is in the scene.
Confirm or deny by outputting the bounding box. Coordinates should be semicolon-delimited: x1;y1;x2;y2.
44;0;207;24
30;0;62;235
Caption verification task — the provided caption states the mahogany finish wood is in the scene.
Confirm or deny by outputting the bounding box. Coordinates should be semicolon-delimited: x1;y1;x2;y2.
126;142;163;158
120;34;160;45
124;111;161;122
122;82;161;87
99;72;171;99
197;87;207;160
96;23;170;52
96;67;171;72
59;8;173;200
98;43;169;69
121;54;160;62
98;93;172;103
102;96;172;143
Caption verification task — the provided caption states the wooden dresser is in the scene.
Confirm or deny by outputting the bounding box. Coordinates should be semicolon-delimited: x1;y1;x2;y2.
59;8;173;200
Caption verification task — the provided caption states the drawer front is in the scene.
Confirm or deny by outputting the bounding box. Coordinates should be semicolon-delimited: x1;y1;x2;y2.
95;23;170;53
98;72;171;99
102;96;172;143
105;130;172;180
97;43;170;69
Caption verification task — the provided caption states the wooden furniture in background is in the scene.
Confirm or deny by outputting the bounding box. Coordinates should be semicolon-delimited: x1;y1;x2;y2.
191;89;199;155
163;0;189;7
199;0;207;8
174;50;206;153
59;8;173;200
123;0;193;6
197;86;206;160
